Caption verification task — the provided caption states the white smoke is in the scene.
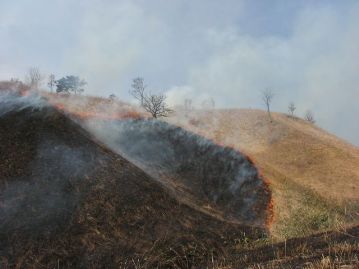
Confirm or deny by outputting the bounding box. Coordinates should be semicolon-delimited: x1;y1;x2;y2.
0;91;47;117
1;1;359;144
81;118;270;225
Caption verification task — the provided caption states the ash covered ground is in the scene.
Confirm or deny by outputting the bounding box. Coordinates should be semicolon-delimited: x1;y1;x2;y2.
83;119;272;226
0;91;267;268
1;91;357;268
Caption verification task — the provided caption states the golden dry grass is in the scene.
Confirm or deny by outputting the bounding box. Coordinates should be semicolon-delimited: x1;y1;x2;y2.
168;109;359;239
1;85;357;267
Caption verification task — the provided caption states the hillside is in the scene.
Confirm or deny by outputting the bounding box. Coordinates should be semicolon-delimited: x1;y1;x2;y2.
0;86;358;268
0;91;268;268
168;109;359;239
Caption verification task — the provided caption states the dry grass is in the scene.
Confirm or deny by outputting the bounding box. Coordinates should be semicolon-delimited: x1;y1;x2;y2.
41;91;147;120
1;86;358;268
168;109;359;239
0;96;266;268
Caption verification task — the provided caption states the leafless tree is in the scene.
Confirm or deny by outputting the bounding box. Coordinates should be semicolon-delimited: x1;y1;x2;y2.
48;74;56;92
304;110;315;123
262;88;274;122
143;94;173;118
130;77;146;106
130;77;173;118
26;67;42;89
288;102;296;117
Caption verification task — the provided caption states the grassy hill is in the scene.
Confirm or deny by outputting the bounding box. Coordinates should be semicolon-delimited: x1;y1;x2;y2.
168;109;359;239
0;90;268;268
0;84;358;268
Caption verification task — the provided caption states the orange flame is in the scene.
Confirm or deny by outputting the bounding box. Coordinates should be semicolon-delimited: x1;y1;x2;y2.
43;92;274;228
20;89;31;97
179;122;275;228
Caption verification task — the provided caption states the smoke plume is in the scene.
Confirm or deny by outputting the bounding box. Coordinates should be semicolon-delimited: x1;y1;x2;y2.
82;118;271;225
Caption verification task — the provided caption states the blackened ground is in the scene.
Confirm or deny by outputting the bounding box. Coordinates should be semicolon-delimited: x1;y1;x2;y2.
0;95;357;268
83;119;272;226
0;100;264;268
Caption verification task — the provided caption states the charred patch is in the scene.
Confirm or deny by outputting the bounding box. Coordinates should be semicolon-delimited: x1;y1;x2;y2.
84;119;272;226
0;94;267;268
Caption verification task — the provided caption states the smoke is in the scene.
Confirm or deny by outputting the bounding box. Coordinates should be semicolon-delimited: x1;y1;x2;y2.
0;94;101;237
82;118;270;225
73;1;359;145
0;138;99;235
1;1;359;144
44;92;145;120
0;91;47;117
163;4;359;145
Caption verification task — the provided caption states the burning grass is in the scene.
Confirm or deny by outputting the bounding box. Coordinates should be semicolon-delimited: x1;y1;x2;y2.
168;109;359;240
40;91;274;227
0;80;30;96
82;119;272;227
0;88;357;268
42;92;146;121
0;93;268;268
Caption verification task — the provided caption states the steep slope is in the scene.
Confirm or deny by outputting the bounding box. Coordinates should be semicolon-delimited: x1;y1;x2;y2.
0;93;266;268
168;109;359;238
82;119;272;227
41;90;272;227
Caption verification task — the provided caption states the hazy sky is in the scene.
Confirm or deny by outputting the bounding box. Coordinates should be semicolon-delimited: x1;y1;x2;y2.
1;0;358;145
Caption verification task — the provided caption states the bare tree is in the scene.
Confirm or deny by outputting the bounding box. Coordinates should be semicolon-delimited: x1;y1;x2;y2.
143;94;173;118
26;67;42;89
130;77;146;106
262;88;274;122
304;110;315;123
288;102;296;117
130;77;173;118
48;74;56;92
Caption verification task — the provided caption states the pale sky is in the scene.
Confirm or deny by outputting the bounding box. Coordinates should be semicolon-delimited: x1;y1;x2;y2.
1;0;358;145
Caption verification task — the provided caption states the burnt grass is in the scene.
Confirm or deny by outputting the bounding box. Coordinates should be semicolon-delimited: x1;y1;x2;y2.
0;99;358;268
83;119;272;227
0;102;264;268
